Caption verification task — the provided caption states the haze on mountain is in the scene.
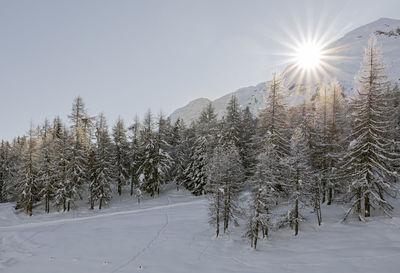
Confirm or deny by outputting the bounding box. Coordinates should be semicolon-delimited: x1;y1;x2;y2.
170;17;400;124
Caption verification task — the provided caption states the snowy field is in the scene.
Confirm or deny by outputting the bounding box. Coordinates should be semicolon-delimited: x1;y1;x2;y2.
1;186;400;273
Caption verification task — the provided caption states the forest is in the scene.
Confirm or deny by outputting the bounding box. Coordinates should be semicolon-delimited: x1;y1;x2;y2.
0;35;399;249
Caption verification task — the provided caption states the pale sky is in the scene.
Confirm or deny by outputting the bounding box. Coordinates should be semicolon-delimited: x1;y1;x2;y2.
1;0;399;140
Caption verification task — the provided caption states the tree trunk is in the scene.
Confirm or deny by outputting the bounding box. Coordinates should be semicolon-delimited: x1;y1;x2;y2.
327;186;332;205
295;169;299;236
99;197;103;210
357;187;362;221
118;181;122;196
254;221;259;249
365;192;370;217
216;193;220;237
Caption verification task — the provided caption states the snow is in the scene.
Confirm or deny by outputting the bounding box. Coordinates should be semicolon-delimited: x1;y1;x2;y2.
1;186;400;273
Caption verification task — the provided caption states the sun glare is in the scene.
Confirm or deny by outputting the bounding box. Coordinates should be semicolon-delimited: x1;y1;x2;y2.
295;42;323;70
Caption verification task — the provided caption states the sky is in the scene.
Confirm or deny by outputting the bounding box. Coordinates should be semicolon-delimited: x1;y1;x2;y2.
1;0;400;140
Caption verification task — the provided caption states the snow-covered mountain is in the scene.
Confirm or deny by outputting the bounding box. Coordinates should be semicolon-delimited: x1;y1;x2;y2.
170;18;400;124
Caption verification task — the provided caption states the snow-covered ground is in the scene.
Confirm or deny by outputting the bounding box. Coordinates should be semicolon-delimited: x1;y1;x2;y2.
1;186;400;273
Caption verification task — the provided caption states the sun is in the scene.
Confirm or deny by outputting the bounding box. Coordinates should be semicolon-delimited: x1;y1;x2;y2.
295;42;323;70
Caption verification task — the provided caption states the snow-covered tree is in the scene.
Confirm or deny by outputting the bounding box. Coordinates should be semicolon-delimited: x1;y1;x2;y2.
129;115;141;198
16;126;39;216
90;114;113;209
37;120;57;213
67;97;91;211
112;118;130;196
246;146;276;249
256;73;290;193
282;127;312;235
183;135;208;195
206;144;244;236
53;122;73;211
239;106;257;177
0;140;12;202
258;72;289;157
136;110;171;197
221;95;242;147
342;35;399;221
169;118;187;189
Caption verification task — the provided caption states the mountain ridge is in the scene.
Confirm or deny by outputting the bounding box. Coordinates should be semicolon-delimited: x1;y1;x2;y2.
170;18;400;124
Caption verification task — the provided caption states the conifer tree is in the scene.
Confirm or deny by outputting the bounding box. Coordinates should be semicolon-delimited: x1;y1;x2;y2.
169;118;186;189
112;118;130;196
257;73;290;193
136;110;171;197
129;115;141;198
258;73;289;157
0;141;12;202
90;114;113;209
342;35;399;220
206;144;244;235
16;126;39;216
67;97;90;211
246;146;276;249
37;120;57;213
53;122;73;211
183;135;208;195
281;127;312;235
240;106;257;177
222;95;242;147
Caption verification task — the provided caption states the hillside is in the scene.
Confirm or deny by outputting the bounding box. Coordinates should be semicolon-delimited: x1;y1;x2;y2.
170;17;400;124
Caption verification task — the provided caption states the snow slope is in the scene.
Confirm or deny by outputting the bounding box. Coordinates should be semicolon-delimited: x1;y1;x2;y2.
170;17;400;124
1;186;400;273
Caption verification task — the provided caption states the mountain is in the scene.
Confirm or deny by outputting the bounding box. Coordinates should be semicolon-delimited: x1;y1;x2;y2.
170;18;400;124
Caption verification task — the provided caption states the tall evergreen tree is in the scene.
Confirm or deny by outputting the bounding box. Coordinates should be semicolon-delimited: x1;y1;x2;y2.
342;35;399;221
183;135;208;195
283;127;312;235
129;115;141;198
67;97;90;211
37;120;57;213
246;145;276;249
0;141;11;202
112;118;130;196
136;110;171;197
239;106;257;177
16;126;39;216
90;114;113;209
53;123;73;211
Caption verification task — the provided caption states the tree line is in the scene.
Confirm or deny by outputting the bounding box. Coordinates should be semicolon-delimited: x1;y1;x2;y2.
0;35;399;249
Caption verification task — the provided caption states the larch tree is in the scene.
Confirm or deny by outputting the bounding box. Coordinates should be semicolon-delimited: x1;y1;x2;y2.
136;110;171;197
16;126;39;216
37;120;57;213
129;115;141;198
91;114;113;209
283;126;312;235
342;35;399;221
112;118;130;196
246;144;277;249
206;143;244;235
67;97;91;211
